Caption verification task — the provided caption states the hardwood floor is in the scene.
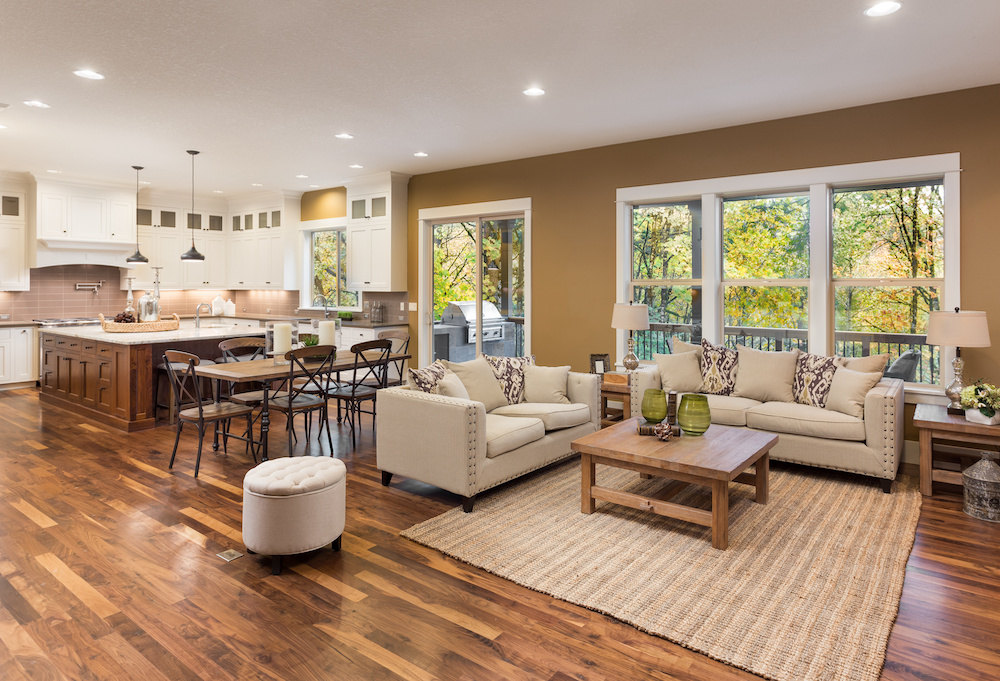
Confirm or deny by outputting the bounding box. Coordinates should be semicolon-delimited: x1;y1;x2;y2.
0;385;998;680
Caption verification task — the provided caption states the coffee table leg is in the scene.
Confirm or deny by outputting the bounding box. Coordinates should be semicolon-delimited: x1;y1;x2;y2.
581;453;595;514
712;480;729;550
755;453;769;504
919;428;932;496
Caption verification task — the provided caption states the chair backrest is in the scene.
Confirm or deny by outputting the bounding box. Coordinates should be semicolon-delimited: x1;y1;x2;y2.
284;345;337;406
219;337;266;362
884;349;920;382
163;350;203;415
348;339;393;394
377;330;410;381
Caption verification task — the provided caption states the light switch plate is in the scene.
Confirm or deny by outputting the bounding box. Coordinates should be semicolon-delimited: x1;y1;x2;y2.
408;302;417;312
0;313;9;320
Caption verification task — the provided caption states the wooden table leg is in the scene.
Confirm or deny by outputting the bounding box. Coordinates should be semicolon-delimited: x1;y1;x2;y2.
919;428;932;496
711;479;729;550
755;453;769;504
581;453;596;514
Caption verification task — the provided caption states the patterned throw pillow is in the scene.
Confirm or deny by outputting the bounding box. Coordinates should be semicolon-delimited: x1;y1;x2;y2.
699;339;738;395
483;355;535;404
408;360;447;393
793;353;845;408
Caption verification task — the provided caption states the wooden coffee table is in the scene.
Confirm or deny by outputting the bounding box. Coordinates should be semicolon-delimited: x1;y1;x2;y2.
571;418;778;549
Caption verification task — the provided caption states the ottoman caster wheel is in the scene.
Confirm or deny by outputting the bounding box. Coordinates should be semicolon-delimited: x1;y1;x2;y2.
246;548;256;554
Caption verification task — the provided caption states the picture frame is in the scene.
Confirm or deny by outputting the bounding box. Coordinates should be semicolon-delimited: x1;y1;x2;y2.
590;353;611;375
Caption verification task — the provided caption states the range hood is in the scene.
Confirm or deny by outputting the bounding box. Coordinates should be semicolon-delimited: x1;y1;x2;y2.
33;239;135;269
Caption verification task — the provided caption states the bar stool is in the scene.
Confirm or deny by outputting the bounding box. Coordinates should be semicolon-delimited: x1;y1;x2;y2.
154;354;217;425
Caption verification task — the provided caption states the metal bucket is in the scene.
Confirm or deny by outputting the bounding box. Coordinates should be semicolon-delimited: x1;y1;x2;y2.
963;452;1000;522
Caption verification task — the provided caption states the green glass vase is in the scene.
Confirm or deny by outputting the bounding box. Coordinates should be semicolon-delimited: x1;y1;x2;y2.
677;394;711;436
641;388;667;424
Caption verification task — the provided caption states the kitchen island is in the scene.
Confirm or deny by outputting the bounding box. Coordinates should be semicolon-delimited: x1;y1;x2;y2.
40;322;265;432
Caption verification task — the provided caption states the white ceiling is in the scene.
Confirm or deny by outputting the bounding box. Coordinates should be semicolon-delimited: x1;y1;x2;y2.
2;0;999;198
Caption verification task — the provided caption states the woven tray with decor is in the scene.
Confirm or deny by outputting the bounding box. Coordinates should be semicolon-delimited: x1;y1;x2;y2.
99;312;180;333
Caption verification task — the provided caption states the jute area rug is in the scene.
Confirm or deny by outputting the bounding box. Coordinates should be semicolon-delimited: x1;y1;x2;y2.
401;460;921;681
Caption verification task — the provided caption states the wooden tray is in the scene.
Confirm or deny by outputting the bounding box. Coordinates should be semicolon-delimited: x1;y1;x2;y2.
99;312;180;333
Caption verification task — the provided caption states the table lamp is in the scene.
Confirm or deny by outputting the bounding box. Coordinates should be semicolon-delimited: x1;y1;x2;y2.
925;308;991;413
611;303;649;371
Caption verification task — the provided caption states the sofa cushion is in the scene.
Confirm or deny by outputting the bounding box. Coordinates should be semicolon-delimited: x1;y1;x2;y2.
826;368;883;418
700;339;738;395
432;371;470;399
733;346;799;403
843;353;889;375
793;352;845;408
442;358;508;412
491;402;591;431
653;351;703;393
671;337;703;360
483;354;534;404
705;394;762;426
484;414;545;458
408;360;447;392
523;364;571;404
746;401;867;442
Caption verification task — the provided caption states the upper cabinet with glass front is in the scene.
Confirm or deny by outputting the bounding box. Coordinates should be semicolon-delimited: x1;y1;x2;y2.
345;172;409;291
0;188;28;291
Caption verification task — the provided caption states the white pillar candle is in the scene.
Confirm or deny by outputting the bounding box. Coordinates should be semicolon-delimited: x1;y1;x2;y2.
273;323;293;355
318;320;336;346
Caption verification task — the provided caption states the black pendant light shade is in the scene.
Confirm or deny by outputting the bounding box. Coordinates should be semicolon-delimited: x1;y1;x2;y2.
180;149;205;261
126;165;149;263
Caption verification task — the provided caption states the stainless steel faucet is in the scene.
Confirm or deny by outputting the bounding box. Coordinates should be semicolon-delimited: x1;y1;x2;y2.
312;294;330;319
195;303;212;329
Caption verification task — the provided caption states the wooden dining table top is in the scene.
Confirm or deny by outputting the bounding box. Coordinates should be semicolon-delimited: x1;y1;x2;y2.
192;351;410;383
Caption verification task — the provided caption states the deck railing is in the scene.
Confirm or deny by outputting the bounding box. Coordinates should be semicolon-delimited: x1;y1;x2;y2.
634;323;940;383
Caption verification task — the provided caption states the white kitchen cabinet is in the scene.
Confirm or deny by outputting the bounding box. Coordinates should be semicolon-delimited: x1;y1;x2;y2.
340;324;408;384
347;222;392;290
0;327;37;386
183;234;227;288
345;172;408;292
229;234;257;289
0;222;29;291
35;181;135;244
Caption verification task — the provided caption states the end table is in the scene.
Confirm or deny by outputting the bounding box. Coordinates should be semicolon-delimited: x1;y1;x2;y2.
914;402;1000;496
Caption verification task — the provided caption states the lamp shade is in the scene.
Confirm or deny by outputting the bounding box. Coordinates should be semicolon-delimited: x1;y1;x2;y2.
926;310;991;348
611;303;649;331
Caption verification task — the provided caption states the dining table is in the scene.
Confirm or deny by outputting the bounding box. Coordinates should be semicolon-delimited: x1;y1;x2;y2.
193;350;410;461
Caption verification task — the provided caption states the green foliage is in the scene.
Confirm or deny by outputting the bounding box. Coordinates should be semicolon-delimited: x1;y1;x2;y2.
723;195;809;279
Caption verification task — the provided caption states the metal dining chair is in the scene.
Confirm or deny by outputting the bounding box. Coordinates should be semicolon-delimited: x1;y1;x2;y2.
163;350;256;477
269;345;338;454
326;339;392;448
377;329;410;387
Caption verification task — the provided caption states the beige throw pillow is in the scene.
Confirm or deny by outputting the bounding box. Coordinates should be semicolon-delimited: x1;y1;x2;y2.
523;364;572;404
825;368;883;418
671;337;703;359
653;352;703;393
843;353;889;375
432;371;471;400
441;358;508;412
733;346;799;403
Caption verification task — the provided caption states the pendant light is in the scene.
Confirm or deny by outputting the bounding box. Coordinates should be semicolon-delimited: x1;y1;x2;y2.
125;165;149;263
180;149;205;261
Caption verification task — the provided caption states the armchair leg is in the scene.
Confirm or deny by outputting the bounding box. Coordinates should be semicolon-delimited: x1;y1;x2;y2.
271;556;282;575
332;535;342;551
381;471;392;486
462;495;476;513
881;478;893;494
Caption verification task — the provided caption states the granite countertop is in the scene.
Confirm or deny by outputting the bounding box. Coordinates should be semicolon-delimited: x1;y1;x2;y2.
0;321;41;328
40;321;265;346
174;313;312;323
341;319;408;328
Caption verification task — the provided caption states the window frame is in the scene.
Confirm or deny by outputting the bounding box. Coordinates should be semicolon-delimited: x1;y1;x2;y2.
616;153;961;400
299;217;361;312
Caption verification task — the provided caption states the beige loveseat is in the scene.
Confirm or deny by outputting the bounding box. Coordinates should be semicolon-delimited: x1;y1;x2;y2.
377;358;600;511
629;343;904;492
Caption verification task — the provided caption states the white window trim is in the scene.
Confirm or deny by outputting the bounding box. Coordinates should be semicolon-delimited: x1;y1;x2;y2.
298;216;361;312
418;198;532;368
616;153;960;401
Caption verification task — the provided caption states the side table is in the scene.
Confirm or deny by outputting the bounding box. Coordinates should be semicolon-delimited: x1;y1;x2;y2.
913;402;1000;496
600;382;631;428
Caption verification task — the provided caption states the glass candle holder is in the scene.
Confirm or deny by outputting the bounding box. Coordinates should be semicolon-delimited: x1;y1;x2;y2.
641;388;668;424
266;322;298;366
677;394;711;436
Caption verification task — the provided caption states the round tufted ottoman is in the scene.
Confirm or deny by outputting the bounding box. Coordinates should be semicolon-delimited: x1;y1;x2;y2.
242;457;346;575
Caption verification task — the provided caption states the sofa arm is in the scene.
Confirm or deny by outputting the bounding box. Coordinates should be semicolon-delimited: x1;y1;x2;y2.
376;387;487;497
567;371;601;429
863;377;904;478
629;365;662;420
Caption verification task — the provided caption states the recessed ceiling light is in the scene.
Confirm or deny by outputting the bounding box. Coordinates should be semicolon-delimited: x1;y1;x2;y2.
523;87;545;97
335;133;354;140
0;124;7;130
309;184;320;188
295;174;308;179
212;190;223;194
413;152;428;157
139;180;151;185
45;169;61;174
24;100;50;108
864;1;901;16
251;183;263;187
349;164;363;169
73;69;104;80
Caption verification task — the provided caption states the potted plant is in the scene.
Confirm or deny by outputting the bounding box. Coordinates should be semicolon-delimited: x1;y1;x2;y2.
959;380;1000;426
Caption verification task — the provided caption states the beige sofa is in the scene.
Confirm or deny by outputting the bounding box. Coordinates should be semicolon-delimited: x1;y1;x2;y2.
629;363;904;492
377;368;600;511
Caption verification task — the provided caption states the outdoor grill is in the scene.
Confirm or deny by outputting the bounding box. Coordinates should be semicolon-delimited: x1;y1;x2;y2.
434;300;515;362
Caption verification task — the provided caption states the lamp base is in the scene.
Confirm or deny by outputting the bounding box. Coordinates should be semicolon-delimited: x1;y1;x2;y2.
621;337;639;371
947;404;965;416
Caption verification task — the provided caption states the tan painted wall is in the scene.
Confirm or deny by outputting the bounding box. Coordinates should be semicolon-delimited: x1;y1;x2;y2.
407;84;1000;383
301;187;347;221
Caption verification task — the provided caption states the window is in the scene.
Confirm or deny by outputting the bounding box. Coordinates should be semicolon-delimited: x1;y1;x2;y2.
617;154;960;390
311;229;358;308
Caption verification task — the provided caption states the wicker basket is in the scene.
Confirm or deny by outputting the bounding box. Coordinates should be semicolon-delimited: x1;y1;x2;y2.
99;312;181;333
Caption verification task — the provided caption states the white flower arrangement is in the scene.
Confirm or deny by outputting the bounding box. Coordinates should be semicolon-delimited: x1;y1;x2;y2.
959;380;1000;418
